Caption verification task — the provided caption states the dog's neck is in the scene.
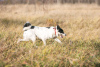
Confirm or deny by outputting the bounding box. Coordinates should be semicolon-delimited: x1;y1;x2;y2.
53;27;56;36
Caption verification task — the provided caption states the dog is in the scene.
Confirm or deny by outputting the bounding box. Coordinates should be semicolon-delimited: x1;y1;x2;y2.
17;22;66;46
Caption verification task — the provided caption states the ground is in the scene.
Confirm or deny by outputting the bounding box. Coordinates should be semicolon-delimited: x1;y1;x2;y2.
0;4;100;67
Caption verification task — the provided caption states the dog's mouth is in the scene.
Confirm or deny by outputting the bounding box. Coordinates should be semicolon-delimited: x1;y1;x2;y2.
60;34;63;38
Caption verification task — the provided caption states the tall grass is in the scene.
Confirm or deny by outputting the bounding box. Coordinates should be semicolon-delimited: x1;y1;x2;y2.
0;4;100;67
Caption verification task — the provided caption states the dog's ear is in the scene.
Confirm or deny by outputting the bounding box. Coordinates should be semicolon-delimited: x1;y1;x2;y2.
57;25;61;29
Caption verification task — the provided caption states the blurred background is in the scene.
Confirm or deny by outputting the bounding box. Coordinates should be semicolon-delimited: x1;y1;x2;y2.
0;0;100;5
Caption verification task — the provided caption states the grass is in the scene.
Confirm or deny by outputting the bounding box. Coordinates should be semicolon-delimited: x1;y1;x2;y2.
0;4;100;67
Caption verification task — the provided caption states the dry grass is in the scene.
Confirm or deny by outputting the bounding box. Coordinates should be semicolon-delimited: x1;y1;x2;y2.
0;4;100;67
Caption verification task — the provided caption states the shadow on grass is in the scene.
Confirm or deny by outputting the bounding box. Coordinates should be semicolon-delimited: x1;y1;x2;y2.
91;40;100;55
95;63;100;67
0;18;25;27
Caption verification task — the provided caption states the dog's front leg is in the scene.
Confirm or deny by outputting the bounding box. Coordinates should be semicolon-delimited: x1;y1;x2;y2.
31;37;38;48
54;38;62;44
42;39;46;46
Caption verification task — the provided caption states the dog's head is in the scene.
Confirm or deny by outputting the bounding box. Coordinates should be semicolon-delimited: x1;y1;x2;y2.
56;25;66;38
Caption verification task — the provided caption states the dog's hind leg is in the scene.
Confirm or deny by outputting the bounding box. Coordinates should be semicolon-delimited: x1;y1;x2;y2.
17;38;29;44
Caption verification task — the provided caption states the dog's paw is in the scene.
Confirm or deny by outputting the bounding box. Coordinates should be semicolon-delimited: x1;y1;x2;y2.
60;42;62;44
35;46;38;48
17;38;21;44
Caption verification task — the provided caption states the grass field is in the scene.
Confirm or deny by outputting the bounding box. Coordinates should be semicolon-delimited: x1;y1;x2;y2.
0;4;100;67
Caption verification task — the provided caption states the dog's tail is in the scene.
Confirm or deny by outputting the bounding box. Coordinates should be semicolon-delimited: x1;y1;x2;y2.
23;22;31;31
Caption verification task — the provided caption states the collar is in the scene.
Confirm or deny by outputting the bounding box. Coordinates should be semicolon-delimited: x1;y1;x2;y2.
53;27;56;35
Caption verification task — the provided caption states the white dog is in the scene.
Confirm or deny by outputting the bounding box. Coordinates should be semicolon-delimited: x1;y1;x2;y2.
17;22;66;46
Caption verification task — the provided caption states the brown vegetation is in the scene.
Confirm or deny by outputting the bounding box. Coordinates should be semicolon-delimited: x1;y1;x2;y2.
0;4;100;67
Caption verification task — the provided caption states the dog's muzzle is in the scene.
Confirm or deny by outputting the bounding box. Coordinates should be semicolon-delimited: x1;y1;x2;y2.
60;34;66;38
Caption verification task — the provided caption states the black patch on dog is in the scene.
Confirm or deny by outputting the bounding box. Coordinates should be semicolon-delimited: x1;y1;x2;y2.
57;25;64;33
31;26;35;29
23;22;31;28
46;27;50;29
